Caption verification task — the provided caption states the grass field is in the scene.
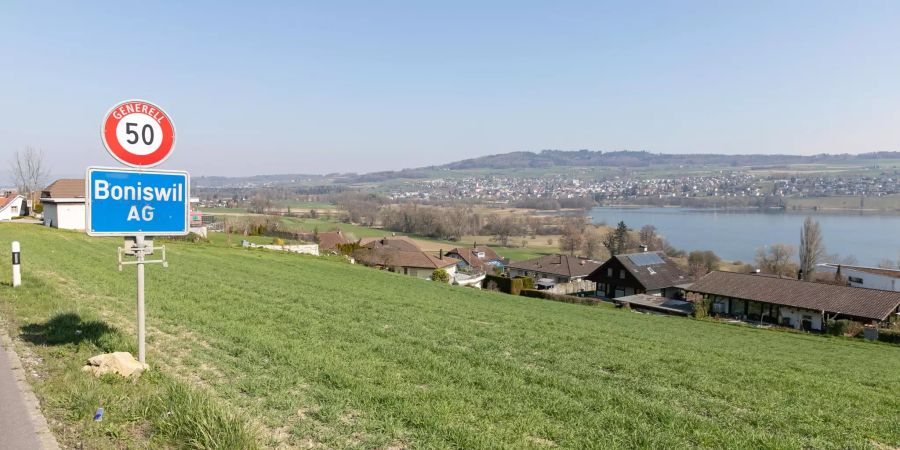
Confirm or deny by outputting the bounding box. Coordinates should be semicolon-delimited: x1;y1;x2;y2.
3;224;898;448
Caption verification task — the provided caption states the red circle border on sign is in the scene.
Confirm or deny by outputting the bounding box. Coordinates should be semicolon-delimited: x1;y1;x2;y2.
101;99;176;167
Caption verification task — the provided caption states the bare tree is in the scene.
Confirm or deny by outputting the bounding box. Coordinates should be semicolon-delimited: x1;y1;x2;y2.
755;244;796;277
639;225;662;251
558;217;586;255
799;216;825;281
688;250;720;280
582;227;607;260
9;146;50;211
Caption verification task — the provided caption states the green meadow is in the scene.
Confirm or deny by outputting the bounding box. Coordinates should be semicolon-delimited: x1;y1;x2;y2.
0;223;898;449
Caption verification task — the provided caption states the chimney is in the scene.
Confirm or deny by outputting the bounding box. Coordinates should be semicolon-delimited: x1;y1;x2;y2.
439;249;443;260
797;269;803;281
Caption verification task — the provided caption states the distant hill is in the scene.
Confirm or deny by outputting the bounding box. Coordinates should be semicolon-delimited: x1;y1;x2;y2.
192;150;900;186
437;149;900;170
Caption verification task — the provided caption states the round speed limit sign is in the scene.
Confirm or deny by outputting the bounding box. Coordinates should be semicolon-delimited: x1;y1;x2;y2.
101;99;176;167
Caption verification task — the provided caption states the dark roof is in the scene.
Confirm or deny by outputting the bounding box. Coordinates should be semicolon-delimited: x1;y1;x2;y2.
360;236;422;252
353;247;458;269
445;246;503;269
41;179;84;199
507;254;602;278
591;251;689;290
687;271;900;321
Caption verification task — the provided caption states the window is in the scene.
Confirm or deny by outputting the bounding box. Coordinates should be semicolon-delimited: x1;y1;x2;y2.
848;276;863;284
619;270;625;279
607;268;613;277
11;206;18;214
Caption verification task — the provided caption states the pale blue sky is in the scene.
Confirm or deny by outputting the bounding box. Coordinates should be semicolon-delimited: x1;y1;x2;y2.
2;1;899;177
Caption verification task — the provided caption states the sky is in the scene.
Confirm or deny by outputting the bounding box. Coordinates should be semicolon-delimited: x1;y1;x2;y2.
2;1;900;179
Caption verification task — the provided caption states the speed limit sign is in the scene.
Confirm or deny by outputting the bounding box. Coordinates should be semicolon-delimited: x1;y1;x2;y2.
101;99;176;167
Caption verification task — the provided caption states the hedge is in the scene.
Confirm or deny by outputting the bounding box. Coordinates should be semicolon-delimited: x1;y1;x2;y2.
483;275;530;295
878;329;900;344
519;289;612;307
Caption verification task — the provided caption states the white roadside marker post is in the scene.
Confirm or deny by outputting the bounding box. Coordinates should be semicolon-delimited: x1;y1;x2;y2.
11;241;21;287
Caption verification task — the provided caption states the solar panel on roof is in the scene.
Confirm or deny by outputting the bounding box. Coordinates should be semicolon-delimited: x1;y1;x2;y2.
627;252;664;266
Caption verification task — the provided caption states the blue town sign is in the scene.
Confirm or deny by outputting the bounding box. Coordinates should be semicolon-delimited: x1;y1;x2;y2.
86;167;190;236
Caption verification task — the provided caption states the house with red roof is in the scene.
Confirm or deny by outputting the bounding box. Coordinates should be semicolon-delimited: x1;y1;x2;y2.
0;190;26;221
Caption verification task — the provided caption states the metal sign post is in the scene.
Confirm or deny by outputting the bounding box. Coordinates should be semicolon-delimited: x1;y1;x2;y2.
115;235;170;364
87;99;185;365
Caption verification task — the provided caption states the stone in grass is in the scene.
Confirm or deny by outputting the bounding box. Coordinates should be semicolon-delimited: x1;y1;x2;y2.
81;352;149;378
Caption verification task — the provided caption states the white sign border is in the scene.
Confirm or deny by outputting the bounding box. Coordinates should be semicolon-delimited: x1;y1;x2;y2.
85;166;191;237
100;99;178;168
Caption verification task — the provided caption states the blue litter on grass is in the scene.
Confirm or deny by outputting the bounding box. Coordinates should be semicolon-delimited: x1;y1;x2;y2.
93;407;104;421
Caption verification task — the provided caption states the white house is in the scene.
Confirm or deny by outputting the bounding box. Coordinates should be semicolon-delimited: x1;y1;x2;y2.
40;179;86;230
817;263;900;292
0;191;26;220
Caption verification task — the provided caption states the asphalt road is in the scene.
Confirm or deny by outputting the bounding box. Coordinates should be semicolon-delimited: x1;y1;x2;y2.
0;340;43;450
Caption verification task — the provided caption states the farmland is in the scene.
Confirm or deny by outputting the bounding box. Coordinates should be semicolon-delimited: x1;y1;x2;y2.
1;223;898;449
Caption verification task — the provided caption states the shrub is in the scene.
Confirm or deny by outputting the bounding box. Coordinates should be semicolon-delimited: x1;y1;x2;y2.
687;293;711;319
878;329;900;344
826;320;853;336
432;268;450;283
517;276;535;290
482;274;525;295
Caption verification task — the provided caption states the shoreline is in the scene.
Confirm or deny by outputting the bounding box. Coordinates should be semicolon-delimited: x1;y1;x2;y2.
597;204;900;215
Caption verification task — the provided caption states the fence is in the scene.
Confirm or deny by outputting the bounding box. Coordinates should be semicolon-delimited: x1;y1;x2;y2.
544;279;597;295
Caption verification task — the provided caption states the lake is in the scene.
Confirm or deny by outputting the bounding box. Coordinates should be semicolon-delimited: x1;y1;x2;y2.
589;207;900;266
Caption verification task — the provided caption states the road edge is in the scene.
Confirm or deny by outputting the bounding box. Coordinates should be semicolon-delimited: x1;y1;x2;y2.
0;322;60;450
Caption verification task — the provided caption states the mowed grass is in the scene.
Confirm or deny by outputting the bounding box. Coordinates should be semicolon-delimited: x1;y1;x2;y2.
1;224;899;449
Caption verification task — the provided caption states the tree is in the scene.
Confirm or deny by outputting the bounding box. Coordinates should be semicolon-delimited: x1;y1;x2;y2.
486;215;523;247
582;227;607;259
603;221;632;255
445;206;471;241
798;216;825;281
688;250;720;280
755;244;796;277
431;268;451;283
559;218;586;255
9;146;49;211
639;225;662;251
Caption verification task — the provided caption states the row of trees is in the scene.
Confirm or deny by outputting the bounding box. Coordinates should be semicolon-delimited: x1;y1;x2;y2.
378;203;577;244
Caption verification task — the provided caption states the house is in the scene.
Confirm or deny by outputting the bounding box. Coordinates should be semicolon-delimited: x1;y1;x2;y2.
359;235;421;251
686;271;900;331
444;245;504;273
0;191;26;221
816;263;900;291
587;251;690;298
353;237;459;282
506;254;602;285
40;179;86;230
315;230;350;252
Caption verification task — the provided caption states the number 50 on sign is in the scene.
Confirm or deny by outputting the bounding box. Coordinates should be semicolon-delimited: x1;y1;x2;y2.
101;99;176;168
